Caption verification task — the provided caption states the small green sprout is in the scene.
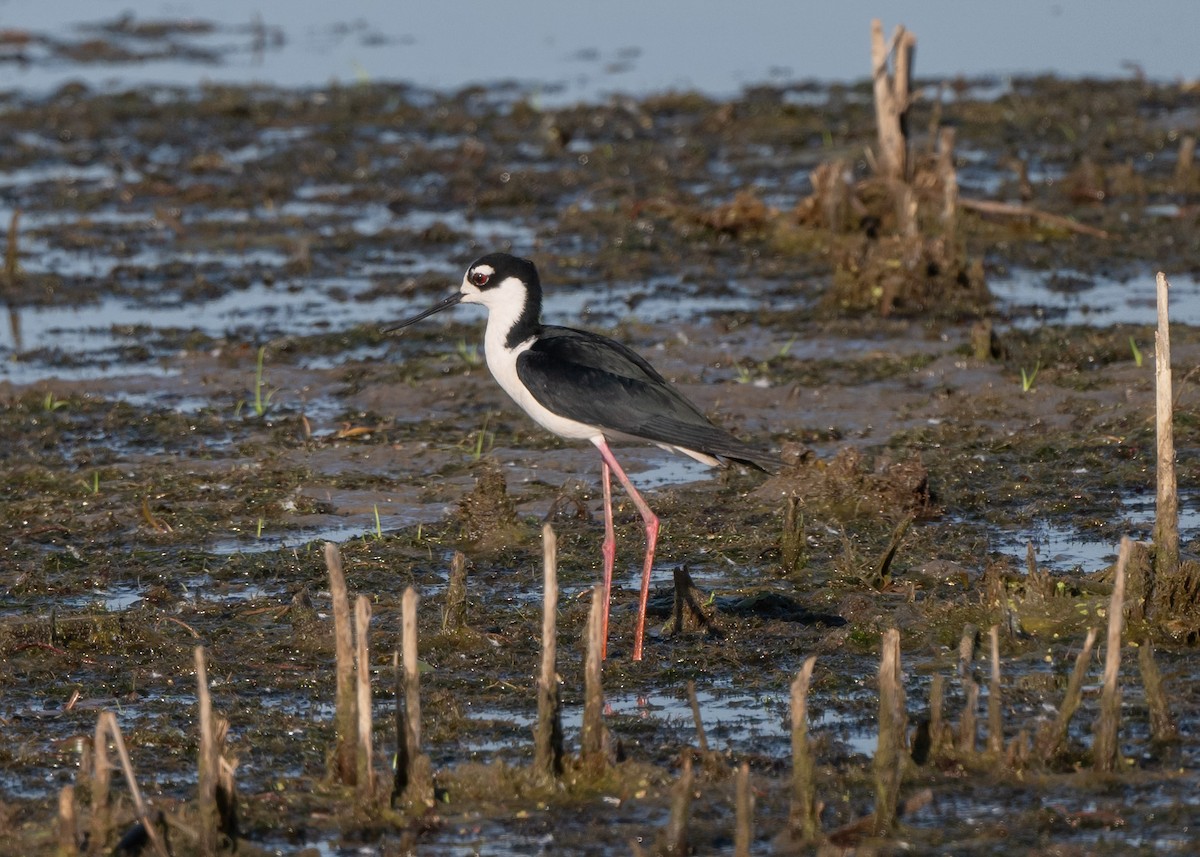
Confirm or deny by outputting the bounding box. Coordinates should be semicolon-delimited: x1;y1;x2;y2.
1129;336;1143;367
471;413;494;460
252;345;275;417
1020;362;1041;392
455;338;481;367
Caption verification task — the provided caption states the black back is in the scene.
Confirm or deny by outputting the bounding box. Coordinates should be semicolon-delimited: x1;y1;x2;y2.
516;326;779;471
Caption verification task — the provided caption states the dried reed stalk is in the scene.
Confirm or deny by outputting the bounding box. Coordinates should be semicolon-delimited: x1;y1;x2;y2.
928;674;945;758
938;127;959;232
1137;639;1179;743
660;753;694;855
1175;135;1195;183
581;585;607;771
870;19;915;182
958;680;979;755
734;761;753;857
534;524;564;782
686;680;708;754
442;551;468;632
1154;273;1179;577
325;542;358;784
400;587;433;806
789;656;819;842
195;646;219;855
1037;627;1099;761
354;595;376;802
100;712;169;857
873;629;903;835
58;784;77;856
391;650;407;805
987;626;1004;755
89;715;112;854
1093;538;1130;772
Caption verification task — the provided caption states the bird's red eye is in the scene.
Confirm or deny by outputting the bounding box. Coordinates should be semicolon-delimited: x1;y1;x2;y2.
469;270;490;287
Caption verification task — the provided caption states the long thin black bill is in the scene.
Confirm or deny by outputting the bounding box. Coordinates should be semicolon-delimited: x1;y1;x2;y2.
384;292;463;333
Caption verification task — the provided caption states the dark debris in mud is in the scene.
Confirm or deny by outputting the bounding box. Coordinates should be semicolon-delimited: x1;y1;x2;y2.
1;73;1199;855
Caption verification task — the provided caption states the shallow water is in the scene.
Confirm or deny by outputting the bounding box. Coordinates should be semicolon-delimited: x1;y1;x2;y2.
1;51;1197;855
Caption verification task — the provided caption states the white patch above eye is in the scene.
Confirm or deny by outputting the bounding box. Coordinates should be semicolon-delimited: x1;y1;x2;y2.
460;263;497;300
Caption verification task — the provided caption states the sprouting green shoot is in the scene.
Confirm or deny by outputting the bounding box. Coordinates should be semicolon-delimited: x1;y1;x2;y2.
253;345;274;416
776;335;799;358
472;412;493;460
734;363;753;384
455;338;481;367
1129;336;1143;367
1020;362;1041;392
256;517;265;538
43;391;67;412
415;522;423;543
373;504;383;540
92;471;100;494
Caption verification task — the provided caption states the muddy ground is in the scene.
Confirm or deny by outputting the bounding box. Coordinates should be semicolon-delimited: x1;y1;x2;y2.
1;72;1199;854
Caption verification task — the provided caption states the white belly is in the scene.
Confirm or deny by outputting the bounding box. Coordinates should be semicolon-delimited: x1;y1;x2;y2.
485;335;600;442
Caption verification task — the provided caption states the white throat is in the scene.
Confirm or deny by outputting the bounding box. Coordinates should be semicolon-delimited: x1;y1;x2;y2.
465;275;599;442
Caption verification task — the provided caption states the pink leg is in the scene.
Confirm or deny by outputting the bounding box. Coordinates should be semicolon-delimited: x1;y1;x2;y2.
591;436;660;661
600;459;615;659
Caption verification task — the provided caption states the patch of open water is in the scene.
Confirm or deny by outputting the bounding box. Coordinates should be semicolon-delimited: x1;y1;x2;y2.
993;490;1200;572
994;268;1200;328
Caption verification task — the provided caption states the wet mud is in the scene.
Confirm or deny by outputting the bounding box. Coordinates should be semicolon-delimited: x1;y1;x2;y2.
1;71;1199;854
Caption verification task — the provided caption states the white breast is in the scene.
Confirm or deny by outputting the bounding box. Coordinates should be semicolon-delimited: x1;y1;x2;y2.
483;330;601;441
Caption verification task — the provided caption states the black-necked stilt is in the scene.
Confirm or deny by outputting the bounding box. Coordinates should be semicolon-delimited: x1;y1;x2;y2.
388;253;778;660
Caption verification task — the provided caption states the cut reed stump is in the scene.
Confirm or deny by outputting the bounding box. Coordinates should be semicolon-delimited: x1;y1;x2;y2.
1146;272;1200;632
1152;272;1179;579
788;656;820;843
986;625;1004;756
57;784;77;857
1137;639;1179;744
89;714;112;853
195;646;220;855
870;19;916;182
442;551;468;632
581;585;609;773
957;623;979;754
656;752;694;856
1036;627;1099;762
686;680;709;754
354;595;376;804
872;629;904;835
780;496;807;576
937;127;959;234
99;711;170;857
533;524;564;783
670;566;720;638
734;761;753;857
1093;538;1130;773
397;587;433;807
1174;134;1196;188
927;674;946;759
958;680;979;756
325;542;358;785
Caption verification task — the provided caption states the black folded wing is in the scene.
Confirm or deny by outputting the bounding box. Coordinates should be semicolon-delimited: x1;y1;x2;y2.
516;326;779;472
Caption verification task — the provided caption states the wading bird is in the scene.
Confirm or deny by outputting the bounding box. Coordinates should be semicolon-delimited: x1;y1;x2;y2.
388;253;777;660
